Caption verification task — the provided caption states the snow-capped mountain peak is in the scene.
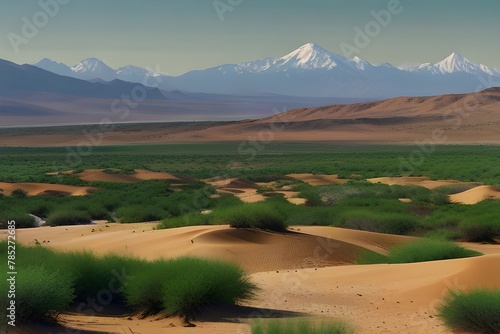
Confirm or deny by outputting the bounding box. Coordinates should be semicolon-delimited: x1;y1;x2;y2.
29;43;500;99
398;53;500;76
278;43;344;70
433;53;476;74
352;56;373;70
70;58;116;81
430;53;500;76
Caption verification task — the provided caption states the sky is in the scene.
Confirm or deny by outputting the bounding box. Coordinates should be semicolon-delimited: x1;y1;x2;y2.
1;0;499;75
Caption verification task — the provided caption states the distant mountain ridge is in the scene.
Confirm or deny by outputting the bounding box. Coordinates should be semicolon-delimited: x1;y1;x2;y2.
0;59;166;100
32;43;500;98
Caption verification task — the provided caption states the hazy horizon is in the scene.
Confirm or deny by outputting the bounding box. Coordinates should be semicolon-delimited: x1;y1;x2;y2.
1;0;499;75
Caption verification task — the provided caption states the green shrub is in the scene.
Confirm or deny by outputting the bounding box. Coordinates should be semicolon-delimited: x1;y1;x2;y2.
46;210;91;226
423;229;461;241
379;217;418;235
161;257;256;318
27;201;54;218
1;242;256;322
356;250;390;265
0;213;37;229
116;205;168;223
285;207;334;226
123;262;166;316
461;222;498;243
251;318;355;334
16;266;75;322
222;203;288;232
438;288;500;334
102;168;134;174
357;239;481;264
57;252;140;300
11;189;28;198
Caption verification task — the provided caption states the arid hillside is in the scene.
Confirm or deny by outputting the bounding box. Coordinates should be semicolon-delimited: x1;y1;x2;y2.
1;88;500;146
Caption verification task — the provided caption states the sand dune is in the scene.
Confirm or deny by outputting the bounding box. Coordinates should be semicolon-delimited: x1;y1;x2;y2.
5;224;500;334
5;224;368;273
77;169;184;183
449;185;500;204
287;173;349;186
0;182;95;196
293;226;414;255
204;177;267;203
368;176;478;190
249;254;500;334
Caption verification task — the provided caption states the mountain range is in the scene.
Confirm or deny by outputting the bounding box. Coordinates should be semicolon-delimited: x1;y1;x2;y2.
2;43;500;126
33;43;500;99
0;57;359;125
0;59;166;100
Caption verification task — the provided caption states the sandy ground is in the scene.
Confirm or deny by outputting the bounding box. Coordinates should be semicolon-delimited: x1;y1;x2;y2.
399;198;412;203
76;169;184;183
449;185;500;204
0;181;95;196
286;174;349;186
203;177;266;203
5;223;367;273
2;223;499;333
367;176;479;190
274;191;307;205
204;178;307;204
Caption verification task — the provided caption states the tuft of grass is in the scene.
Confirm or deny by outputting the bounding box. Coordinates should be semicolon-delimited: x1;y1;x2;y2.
357;239;482;264
438;288;500;334
251;318;355;334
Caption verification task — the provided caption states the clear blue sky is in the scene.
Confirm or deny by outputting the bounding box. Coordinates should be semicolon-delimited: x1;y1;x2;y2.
1;0;499;75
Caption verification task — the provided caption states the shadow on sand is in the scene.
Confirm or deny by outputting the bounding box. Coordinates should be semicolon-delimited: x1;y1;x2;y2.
196;303;306;323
